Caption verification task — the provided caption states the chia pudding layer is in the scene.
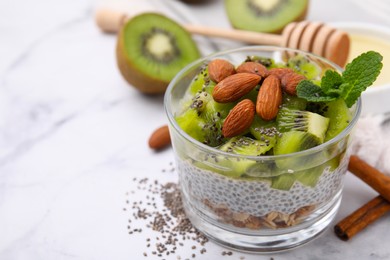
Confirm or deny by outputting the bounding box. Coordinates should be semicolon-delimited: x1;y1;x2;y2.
177;155;349;228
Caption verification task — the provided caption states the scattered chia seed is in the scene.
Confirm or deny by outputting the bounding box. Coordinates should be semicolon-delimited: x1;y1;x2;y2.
124;177;211;259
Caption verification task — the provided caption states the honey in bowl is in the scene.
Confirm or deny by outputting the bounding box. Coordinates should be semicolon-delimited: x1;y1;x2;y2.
347;33;390;86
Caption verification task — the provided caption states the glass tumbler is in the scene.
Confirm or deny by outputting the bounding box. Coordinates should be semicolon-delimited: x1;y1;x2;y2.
164;46;361;252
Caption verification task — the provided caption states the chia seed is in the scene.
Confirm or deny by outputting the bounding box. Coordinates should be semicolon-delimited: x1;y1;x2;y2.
124;177;211;258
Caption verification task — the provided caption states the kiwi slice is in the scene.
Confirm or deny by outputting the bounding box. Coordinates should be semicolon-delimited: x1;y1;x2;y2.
176;72;234;147
271;173;296;190
271;155;334;190
216;136;274;177
281;94;307;110
188;65;216;95
225;0;309;33
287;55;321;80
116;13;200;94
294;167;324;188
323;99;352;141
219;136;273;156
307;99;352;142
249;115;278;147
277;107;330;143
176;109;207;143
274;131;319;156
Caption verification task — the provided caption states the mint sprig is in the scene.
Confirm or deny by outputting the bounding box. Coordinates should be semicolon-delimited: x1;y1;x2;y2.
296;51;383;107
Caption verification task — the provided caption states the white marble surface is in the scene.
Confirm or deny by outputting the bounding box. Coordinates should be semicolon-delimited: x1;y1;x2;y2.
0;0;389;259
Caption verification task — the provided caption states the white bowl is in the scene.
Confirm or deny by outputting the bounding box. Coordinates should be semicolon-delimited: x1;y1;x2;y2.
332;22;390;116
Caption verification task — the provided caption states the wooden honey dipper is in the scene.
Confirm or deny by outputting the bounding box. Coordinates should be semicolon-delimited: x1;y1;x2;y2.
95;9;350;67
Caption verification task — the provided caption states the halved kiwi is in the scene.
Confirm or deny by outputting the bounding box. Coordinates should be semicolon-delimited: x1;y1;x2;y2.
116;13;201;94
224;0;309;33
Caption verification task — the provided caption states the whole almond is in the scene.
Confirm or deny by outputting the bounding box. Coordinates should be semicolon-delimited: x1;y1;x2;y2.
212;73;261;103
256;75;282;121
281;73;306;96
208;59;236;83
236;61;269;78
268;68;295;79
148;125;171;150
222;99;255;138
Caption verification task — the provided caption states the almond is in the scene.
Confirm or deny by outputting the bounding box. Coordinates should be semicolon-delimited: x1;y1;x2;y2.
212;73;261;103
281;72;306;96
236;61;269;78
208;59;236;83
256;75;282;121
148;125;171;150
222;99;255;138
268;68;295;79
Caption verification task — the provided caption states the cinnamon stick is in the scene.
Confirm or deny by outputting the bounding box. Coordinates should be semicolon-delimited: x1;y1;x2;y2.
334;195;390;240
334;155;390;241
348;155;390;202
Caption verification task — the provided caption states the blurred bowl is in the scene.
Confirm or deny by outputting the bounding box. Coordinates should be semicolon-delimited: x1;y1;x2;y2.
333;22;390;116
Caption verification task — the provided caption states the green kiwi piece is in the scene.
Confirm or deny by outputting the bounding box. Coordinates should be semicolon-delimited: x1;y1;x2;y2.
117;13;200;94
271;149;338;190
244;56;275;68
271;131;325;190
201;99;234;146
193;158;241;178
176;109;207;144
176;84;234;147
225;0;308;33
281;94;307;110
242;87;260;103
271;173;296;190
188;66;216;95
274;131;319;156
219;136;273;156
307;99;352;142
287;55;321;80
273;130;320;171
277;107;330;143
249;115;278;147
293;150;345;188
293;166;324;188
271;155;336;190
245;160;280;178
215;136;275;177
323;99;352;142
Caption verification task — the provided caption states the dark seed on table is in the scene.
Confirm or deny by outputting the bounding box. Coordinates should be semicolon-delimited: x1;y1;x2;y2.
125;179;210;259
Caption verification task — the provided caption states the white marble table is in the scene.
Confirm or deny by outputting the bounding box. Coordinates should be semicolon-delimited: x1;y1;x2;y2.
1;0;389;259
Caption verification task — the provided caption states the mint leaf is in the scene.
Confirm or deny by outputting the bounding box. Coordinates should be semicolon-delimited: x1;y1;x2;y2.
341;51;383;107
321;70;343;95
292;51;382;107
297;80;338;102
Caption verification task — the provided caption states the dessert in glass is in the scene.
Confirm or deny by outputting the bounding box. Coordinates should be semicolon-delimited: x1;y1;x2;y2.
164;46;363;252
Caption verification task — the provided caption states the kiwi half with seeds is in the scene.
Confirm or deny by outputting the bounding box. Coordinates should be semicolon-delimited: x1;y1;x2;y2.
225;0;309;33
116;13;200;94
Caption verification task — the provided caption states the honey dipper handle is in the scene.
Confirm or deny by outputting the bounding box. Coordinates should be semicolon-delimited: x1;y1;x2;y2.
95;8;282;46
95;9;129;33
183;24;281;46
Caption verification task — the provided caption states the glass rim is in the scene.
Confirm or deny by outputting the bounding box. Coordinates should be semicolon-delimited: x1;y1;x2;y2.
164;45;362;160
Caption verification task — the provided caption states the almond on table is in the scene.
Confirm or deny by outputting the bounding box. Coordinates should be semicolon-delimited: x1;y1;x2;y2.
148;125;171;150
